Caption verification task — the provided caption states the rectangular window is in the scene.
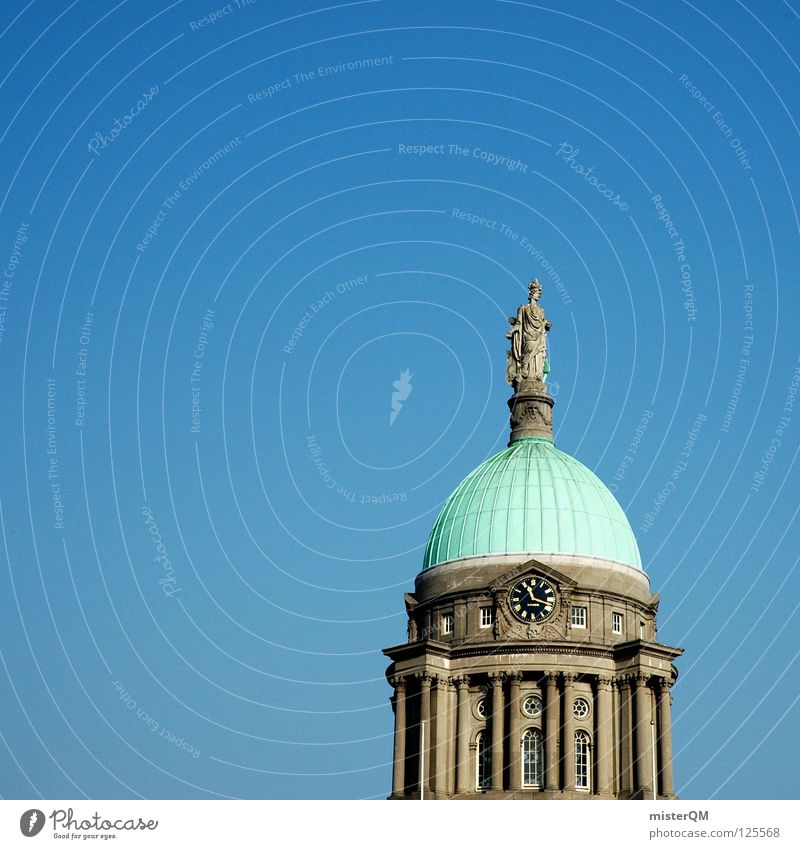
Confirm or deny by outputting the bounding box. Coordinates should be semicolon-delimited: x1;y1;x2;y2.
441;613;454;635
640;621;645;639
477;733;491;790
612;612;623;635
522;729;543;787
571;606;587;628
575;731;590;790
480;607;494;628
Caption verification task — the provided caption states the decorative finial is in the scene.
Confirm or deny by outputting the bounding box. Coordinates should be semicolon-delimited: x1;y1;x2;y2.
506;278;554;443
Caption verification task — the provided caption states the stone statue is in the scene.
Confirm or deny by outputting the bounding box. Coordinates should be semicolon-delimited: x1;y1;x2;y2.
506;278;551;388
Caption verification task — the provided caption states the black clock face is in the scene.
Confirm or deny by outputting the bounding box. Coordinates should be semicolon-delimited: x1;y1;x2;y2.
509;576;557;623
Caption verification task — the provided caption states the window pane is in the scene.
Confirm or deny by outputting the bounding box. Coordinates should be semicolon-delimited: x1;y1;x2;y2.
575;731;590;790
522;729;543;786
477;733;491;789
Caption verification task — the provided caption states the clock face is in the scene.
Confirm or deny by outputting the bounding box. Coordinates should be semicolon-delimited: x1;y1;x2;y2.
509;576;557;623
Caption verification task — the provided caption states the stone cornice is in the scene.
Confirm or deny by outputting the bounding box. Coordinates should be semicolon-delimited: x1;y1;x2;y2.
613;638;684;663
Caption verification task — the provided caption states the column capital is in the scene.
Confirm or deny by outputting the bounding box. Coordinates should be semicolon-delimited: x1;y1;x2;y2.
613;675;632;690
453;674;470;689
390;675;407;691
508;671;523;685
633;672;650;688
596;675;612;691
544;671;559;686
562;672;579;685
488;672;505;686
416;671;434;687
657;676;674;692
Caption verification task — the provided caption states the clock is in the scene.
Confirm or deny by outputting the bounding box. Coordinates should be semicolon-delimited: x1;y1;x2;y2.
508;576;557;623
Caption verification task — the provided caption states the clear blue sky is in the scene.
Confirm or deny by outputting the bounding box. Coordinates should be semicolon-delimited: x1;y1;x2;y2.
0;0;798;800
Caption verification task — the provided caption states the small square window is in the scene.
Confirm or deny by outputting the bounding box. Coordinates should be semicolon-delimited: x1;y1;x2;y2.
441;613;454;635
612;612;623;635
480;607;494;628
571;606;587;629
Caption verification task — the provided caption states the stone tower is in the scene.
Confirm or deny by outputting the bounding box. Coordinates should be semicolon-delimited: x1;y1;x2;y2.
383;281;682;799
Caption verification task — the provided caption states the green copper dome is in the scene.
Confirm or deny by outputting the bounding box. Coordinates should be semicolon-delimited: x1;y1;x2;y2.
423;437;642;571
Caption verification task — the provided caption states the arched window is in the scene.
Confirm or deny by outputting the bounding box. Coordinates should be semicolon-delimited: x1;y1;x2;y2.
476;731;491;790
575;730;591;791
521;728;543;787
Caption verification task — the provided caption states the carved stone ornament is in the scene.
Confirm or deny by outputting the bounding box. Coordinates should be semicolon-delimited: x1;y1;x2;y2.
489;558;576;641
507;379;554;442
509;399;553;431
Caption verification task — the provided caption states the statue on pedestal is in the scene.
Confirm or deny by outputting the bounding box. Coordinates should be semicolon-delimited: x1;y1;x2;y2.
506;278;551;389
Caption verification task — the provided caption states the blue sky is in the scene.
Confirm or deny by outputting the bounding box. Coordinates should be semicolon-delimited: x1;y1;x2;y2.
0;0;799;800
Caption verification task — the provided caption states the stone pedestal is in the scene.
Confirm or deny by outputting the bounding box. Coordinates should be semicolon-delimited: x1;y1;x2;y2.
508;378;554;442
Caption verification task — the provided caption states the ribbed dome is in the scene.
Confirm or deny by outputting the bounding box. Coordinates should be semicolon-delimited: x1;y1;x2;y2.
423;437;642;571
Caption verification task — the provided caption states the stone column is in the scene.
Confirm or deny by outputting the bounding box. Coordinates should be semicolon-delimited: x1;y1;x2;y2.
454;676;470;794
418;672;433;796
562;673;577;791
391;676;407;797
444;678;457;796
544;672;560;790
657;677;675;798
595;676;612;796
634;673;654;798
508;672;523;791
433;678;449;796
616;676;633;796
490;673;505;791
611;677;619;796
